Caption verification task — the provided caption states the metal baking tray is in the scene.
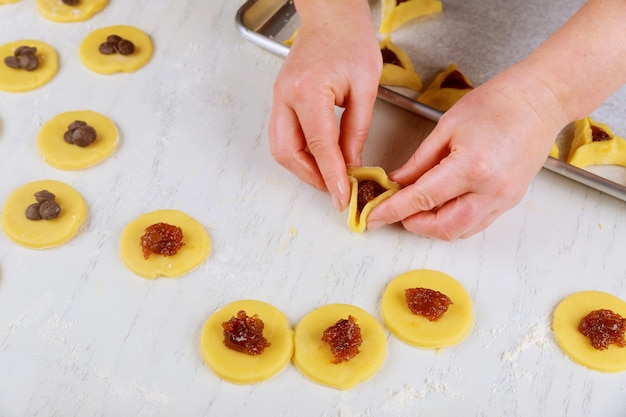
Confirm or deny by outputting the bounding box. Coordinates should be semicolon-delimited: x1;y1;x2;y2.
235;0;626;202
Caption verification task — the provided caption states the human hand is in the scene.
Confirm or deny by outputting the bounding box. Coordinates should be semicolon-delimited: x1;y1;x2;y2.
268;0;381;211
367;67;568;239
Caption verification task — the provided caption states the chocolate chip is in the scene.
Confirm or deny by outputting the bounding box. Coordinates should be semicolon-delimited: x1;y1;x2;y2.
25;203;43;221
34;190;56;203
15;46;37;57
115;39;135;55
64;120;97;147
3;56;20;69
39;199;61;220
70;125;97;147
106;35;123;45
62;0;79;5
18;53;39;71
99;42;116;55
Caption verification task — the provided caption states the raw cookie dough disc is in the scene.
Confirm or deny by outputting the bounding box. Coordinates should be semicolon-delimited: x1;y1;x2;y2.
1;180;87;248
553;290;626;373
293;303;386;390
381;269;473;349
200;299;294;384
0;40;59;92
119;209;210;279
80;25;153;74
36;0;108;22
38;110;119;170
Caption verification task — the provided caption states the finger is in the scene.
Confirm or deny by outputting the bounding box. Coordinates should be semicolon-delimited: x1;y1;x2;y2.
368;155;474;227
399;193;488;240
294;89;352;210
269;99;327;192
338;87;378;168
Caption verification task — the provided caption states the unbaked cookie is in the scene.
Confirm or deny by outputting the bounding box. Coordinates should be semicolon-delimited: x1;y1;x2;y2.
379;36;422;92
1;179;87;248
36;0;108;22
119;209;210;279
80;25;153;74
346;166;401;233
293;303;386;390
380;0;442;34
553;290;626;373
38;110;119;170
0;40;58;92
381;269;473;349
200;299;294;384
417;63;474;111
567;116;626;169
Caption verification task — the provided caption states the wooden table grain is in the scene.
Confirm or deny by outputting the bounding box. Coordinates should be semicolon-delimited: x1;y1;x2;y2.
0;1;625;416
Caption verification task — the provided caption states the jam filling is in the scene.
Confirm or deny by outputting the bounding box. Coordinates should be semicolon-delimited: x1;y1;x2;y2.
405;287;453;321
321;315;362;364
590;125;611;142
222;310;271;355
381;47;403;68
440;70;472;90
357;180;386;213
140;222;184;259
578;309;626;350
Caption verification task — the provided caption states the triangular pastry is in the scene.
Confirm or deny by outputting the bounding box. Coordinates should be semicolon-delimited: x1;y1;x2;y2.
567;116;626;169
379;36;422;91
380;0;442;35
417;63;473;111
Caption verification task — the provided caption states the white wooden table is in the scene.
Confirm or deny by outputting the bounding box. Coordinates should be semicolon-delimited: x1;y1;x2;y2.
0;1;625;416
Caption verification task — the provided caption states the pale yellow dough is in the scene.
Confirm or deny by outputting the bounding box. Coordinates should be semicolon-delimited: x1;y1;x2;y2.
380;0;442;34
0;40;58;92
379;36;422;92
293;303;387;390
1;180;87;249
38;110;119;170
36;0;108;22
381;269;473;349
567;116;626;169
418;63;474;111
80;25;154;74
200;299;294;384
119;209;210;279
553;290;626;373
0;0;20;4
347;166;402;233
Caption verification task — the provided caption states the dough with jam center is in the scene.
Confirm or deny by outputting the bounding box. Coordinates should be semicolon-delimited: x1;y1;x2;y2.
36;0;108;22
38;110;119;170
293;303;386;390
553;290;626;373
382;269;473;349
567;116;626;169
347;166;401;233
119;209;210;279
1;179;87;248
417;63;474;111
380;0;442;34
200;299;294;384
80;25;153;74
379;36;422;92
0;40;58;92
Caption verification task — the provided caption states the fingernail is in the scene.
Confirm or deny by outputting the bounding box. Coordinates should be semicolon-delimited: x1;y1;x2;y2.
368;219;385;230
332;194;342;211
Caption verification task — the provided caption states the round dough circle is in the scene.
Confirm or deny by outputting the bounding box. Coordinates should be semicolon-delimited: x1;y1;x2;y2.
200;299;294;384
293;303;386;390
80;25;153;74
0;40;58;92
1;180;87;248
553;290;626;373
36;0;108;22
119;209;210;279
381;269;473;349
38;110;119;170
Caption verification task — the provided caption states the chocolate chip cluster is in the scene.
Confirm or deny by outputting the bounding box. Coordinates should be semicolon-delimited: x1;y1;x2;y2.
3;46;39;71
99;35;135;56
25;190;61;221
61;0;79;5
64;120;97;147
